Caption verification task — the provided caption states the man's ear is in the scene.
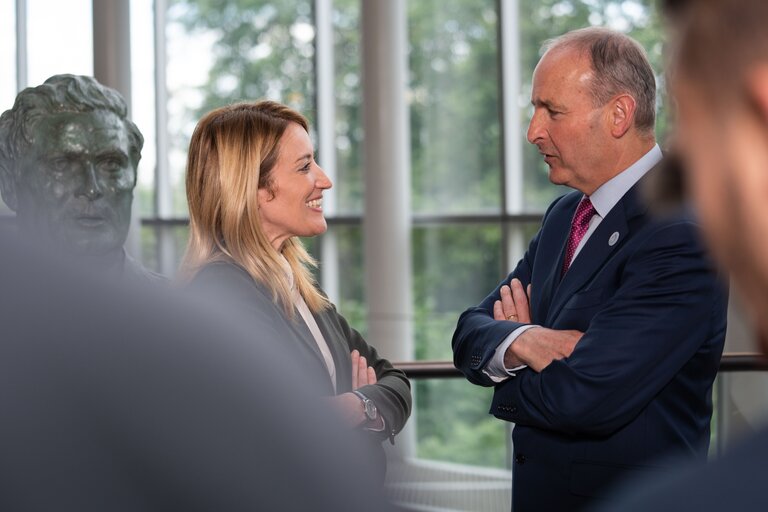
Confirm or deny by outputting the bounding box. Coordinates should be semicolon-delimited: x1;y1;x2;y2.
746;65;768;127
0;163;18;211
609;94;636;138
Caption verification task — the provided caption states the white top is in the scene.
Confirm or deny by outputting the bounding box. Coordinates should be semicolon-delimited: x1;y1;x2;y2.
484;144;662;382
280;256;337;392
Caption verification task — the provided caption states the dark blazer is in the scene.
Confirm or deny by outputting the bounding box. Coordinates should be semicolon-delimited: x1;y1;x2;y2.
189;260;412;443
452;168;728;511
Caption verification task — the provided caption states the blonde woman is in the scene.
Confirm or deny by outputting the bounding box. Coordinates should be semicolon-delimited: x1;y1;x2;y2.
181;101;411;463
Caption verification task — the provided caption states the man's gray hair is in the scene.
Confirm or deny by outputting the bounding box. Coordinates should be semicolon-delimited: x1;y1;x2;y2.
0;74;144;173
543;27;657;133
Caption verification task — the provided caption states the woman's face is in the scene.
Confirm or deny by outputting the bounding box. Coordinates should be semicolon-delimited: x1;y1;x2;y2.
258;122;332;249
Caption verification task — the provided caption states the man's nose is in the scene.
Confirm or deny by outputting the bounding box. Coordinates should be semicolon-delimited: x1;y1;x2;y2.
75;164;104;200
527;110;545;144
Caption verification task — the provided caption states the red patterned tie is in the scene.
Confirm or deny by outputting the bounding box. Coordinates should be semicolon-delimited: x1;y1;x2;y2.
562;196;596;276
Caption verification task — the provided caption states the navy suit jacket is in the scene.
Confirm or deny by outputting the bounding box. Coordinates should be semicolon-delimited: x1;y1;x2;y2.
452;169;728;511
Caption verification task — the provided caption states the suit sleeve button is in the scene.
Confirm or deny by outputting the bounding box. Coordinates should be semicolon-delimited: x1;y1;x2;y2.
515;454;526;464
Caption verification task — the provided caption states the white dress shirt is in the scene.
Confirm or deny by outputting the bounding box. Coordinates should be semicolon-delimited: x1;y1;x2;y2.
483;144;662;382
280;257;337;392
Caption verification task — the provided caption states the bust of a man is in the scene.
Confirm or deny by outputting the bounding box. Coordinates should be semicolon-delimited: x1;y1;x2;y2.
0;74;160;280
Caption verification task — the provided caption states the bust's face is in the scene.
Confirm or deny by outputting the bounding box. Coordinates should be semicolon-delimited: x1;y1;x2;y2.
14;110;136;255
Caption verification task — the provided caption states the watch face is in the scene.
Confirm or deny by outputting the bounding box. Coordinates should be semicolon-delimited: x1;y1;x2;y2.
364;400;378;420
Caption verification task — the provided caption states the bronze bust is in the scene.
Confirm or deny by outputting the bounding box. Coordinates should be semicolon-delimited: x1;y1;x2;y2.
0;74;161;281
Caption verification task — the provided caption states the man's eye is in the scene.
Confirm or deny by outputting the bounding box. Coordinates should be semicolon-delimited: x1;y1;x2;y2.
49;158;70;172
101;159;123;172
547;109;561;118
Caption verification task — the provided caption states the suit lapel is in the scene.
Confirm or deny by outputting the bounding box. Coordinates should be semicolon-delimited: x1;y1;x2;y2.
312;310;353;393
532;193;580;323
546;182;646;323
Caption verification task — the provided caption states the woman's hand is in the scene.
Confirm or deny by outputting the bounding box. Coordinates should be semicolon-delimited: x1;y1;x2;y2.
328;392;368;427
351;349;377;390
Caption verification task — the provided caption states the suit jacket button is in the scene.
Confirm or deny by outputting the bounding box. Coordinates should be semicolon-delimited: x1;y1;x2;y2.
515;454;526;464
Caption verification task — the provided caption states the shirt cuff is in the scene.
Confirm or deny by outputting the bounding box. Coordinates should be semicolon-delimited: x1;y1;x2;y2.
482;325;539;383
363;415;386;433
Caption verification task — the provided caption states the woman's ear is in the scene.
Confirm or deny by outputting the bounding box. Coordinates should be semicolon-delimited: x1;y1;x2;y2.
609;94;637;138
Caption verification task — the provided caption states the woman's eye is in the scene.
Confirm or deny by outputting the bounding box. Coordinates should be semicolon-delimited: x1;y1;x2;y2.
299;163;311;173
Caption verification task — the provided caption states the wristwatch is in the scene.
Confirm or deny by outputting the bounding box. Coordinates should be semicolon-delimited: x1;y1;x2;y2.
351;390;378;422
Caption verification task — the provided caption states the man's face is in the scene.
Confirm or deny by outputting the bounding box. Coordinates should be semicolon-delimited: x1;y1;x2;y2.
675;78;768;337
527;48;613;195
13;110;136;255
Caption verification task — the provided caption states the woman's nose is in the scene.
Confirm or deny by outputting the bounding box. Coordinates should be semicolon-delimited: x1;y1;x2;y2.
315;165;333;189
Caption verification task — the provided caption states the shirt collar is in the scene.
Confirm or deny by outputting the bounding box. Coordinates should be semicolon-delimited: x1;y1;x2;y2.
278;253;296;291
588;144;662;218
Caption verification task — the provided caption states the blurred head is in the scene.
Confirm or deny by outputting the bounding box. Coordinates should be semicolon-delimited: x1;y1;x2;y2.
0;74;143;256
666;0;768;345
527;27;657;195
182;101;330;314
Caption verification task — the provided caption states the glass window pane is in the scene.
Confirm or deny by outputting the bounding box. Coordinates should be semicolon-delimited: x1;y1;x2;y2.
166;0;316;217
131;0;158;219
411;379;511;469
409;0;502;215
413;224;504;361
518;0;665;212
332;0;363;215
26;0;93;85
715;372;768;453
312;225;367;334
139;224;190;277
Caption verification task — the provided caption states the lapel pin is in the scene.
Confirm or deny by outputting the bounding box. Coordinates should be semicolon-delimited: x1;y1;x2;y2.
609;232;620;246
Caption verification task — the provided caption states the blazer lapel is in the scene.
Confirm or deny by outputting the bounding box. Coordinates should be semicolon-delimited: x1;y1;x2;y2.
312;310;353;393
532;193;580;323
546;183;646;322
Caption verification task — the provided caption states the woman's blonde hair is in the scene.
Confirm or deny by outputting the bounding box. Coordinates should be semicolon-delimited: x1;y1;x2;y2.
180;100;330;315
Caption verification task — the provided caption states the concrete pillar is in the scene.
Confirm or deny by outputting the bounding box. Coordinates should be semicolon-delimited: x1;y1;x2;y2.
361;0;414;456
92;0;132;113
15;0;27;91
92;0;142;259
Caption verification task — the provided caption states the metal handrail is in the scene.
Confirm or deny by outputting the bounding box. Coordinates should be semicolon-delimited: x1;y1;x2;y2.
394;352;768;379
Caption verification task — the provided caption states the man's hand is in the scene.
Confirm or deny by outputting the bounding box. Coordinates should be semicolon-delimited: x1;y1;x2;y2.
493;278;532;324
506;328;583;372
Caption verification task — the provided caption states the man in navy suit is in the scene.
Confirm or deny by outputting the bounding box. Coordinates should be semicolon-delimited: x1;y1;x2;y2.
452;27;728;511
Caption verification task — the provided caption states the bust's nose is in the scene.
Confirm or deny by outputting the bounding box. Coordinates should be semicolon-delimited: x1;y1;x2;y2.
75;164;104;200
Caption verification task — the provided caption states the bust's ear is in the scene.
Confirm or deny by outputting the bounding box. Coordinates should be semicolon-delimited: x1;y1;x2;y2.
0;163;19;211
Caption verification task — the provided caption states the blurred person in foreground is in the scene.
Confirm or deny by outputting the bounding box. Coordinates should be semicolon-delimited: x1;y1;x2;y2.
601;0;768;509
180;101;412;477
452;27;728;510
0;231;390;511
0;74;162;282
